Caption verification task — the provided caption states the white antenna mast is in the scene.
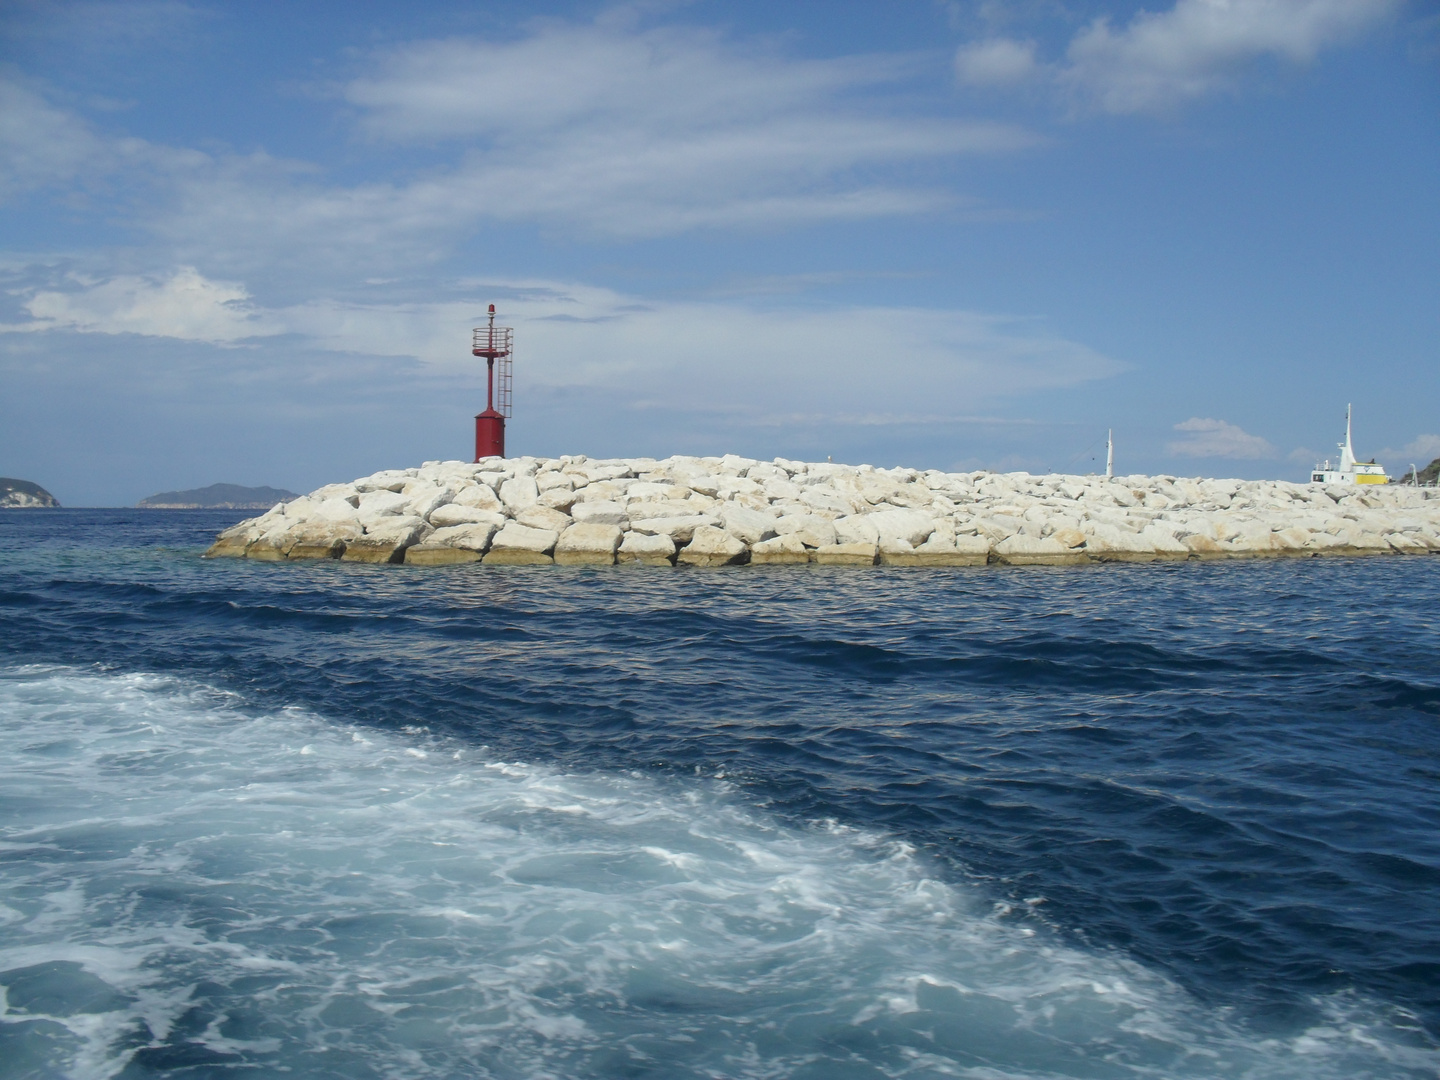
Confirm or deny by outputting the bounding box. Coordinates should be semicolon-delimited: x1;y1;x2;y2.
1339;404;1356;472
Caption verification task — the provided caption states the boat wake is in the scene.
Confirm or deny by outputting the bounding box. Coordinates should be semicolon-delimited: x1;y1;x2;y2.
0;667;1434;1079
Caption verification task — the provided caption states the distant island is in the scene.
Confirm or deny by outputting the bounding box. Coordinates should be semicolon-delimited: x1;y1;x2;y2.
1;478;60;508
139;483;299;510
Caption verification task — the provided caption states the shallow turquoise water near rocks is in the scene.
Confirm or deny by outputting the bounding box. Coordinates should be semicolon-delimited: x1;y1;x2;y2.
1;509;1438;1078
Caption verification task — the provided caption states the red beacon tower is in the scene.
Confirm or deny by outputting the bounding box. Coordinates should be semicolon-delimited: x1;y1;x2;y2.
472;304;514;461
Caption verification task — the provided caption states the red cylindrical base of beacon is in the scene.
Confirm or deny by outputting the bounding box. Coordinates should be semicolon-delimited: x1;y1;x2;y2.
475;410;505;461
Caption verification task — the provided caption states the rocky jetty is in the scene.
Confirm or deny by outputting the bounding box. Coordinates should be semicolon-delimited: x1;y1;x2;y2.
204;455;1440;567
1;478;60;508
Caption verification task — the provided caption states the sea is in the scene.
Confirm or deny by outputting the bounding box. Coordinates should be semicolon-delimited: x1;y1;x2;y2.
1;508;1437;1080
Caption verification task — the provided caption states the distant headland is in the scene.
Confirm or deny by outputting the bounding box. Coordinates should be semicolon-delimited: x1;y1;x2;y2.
140;483;300;510
1;478;60;508
205;455;1440;566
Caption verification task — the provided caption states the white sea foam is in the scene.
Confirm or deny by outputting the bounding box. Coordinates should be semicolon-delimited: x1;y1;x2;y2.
0;667;1433;1079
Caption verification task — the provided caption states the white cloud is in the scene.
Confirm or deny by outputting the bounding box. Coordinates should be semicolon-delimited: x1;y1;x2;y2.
1061;0;1399;113
285;280;1123;414
3;22;1040;268
310;23;1036;240
10;267;277;343
950;0;1399;114
344;25;908;142
0;79;109;198
1378;433;1440;462
956;39;1040;86
1167;417;1278;458
3;268;1123;415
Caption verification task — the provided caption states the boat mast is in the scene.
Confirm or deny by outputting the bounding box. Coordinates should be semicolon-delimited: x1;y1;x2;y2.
1339;404;1356;472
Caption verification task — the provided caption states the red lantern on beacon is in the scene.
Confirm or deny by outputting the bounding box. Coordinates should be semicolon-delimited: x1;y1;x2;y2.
472;304;514;461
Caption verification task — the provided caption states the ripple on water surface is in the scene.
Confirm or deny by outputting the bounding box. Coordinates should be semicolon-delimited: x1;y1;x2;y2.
1;512;1438;1077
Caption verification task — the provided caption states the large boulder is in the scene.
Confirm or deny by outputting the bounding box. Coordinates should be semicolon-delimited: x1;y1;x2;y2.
287;521;361;560
993;534;1087;566
719;504;778;544
749;533;811;564
629;516;717;543
833;515;880;546
1387;532;1430;554
774;515;837;549
813;542;877;566
879;536;989;567
313;496;361;523
539;487;581;513
677;525;748;567
516;505;573;533
571;500;628;527
356;490;411;527
627;499;701;521
205;522;265;558
427;522;500;551
1082;523;1158;562
405;545;482;565
617;531;676;565
406;486;452;520
483;523;558;565
429;503;506;529
342;517;429;563
451;484;503;512
799;486;858;516
554;523;623;565
499;477;540;513
1181;533;1232;558
868;509;936;547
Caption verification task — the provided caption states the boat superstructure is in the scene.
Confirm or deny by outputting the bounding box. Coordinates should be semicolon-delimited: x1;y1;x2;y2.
1311;404;1388;485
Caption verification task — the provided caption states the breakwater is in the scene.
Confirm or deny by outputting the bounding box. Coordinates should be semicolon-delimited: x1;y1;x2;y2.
205;454;1440;566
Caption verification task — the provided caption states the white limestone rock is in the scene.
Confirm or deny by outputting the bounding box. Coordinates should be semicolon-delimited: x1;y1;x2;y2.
629;516;718;543
428;522;500;551
617;531;676;565
993;534;1087;566
773;515;837;549
749;533;811;564
483;523;558;565
343;517;430;563
1083;523;1158;561
677;525;748;567
405;544;482;565
516;505;573;533
451;484;503;512
287;521;361;560
868;509;936;547
499;477;540;513
626;499;703;520
719;504;778;544
833;515;880;546
554;523;623;565
539;488;581;513
429;504;506;529
813;542;878;566
572;500;629;527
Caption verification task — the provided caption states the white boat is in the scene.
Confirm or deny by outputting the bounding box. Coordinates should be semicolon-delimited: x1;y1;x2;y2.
1311;404;1388;485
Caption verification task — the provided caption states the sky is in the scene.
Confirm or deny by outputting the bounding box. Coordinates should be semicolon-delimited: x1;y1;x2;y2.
1;0;1436;505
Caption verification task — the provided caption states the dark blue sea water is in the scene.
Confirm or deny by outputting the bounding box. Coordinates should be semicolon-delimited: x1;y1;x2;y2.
2;509;1438;1079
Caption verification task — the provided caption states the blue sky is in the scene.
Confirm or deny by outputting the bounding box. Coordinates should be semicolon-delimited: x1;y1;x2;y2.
1;0;1436;505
